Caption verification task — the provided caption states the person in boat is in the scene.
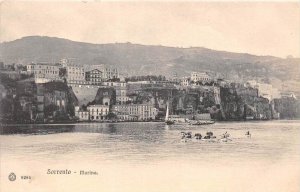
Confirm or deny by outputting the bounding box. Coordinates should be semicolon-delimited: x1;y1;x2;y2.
195;133;202;140
221;131;230;139
203;131;216;139
186;132;192;139
181;132;192;139
245;131;251;137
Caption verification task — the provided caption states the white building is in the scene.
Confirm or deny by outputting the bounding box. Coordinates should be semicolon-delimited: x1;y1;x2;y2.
75;106;90;121
26;63;60;80
112;104;158;121
247;80;281;102
191;72;212;82
181;77;190;86
87;105;110;121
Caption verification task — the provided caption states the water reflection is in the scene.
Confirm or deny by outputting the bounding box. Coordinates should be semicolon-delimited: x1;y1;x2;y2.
0;124;75;135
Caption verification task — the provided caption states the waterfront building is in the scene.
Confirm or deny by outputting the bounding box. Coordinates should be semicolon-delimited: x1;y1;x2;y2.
112;104;158;121
74;106;90;121
87;105;109;121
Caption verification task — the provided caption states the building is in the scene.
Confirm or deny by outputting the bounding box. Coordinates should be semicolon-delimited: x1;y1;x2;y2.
191;72;212;82
85;69;103;84
247;80;280;102
87;105;109;121
59;58;77;68
181;77;190;86
94;87;116;106
74;106;89;121
112;104;158;121
66;65;85;82
89;64;119;80
102;81;129;104
26;63;60;79
104;67;119;80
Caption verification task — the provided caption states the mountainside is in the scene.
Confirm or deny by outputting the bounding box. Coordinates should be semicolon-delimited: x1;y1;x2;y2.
1;36;299;83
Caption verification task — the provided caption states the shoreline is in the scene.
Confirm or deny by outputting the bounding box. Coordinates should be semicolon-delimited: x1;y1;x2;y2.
1;119;300;127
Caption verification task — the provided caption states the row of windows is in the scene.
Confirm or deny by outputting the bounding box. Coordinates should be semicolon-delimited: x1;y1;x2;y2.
33;70;58;74
89;75;102;78
68;67;84;71
68;72;85;75
28;65;58;70
90;109;109;113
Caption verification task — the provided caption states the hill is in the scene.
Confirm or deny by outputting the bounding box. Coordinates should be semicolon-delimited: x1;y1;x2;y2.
1;36;299;85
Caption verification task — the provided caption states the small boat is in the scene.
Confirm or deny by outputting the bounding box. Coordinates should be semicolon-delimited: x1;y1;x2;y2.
187;113;215;125
166;120;175;125
188;120;215;125
165;102;189;125
219;132;231;142
181;132;192;139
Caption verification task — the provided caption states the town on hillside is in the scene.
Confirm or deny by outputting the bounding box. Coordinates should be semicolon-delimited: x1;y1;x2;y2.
0;59;299;124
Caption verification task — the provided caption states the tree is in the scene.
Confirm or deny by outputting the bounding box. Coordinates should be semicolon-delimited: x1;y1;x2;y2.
44;104;58;117
59;68;67;77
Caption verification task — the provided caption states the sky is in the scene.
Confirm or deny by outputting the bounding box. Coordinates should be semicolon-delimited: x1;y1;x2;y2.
1;1;300;58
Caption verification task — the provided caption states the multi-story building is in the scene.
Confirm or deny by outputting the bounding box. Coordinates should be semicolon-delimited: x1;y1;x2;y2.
74;106;90;121
101;81;129;104
104;67;119;80
26;63;60;81
112;104;158;121
66;65;85;82
181;77;190;86
85;69;103;84
87;105;110;121
191;72;212;82
89;64;119;80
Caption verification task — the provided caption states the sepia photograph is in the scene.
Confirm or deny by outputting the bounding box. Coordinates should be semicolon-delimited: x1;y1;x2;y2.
0;1;300;192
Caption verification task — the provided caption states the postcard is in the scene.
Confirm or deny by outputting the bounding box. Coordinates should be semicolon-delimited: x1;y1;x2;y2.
0;1;299;192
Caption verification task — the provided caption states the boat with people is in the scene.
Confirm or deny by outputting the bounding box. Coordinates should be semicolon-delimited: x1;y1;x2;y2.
180;131;231;142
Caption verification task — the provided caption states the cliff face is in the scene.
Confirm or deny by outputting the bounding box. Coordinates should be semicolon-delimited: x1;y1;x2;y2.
93;87;116;106
0;75;78;123
274;98;300;119
220;87;272;120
